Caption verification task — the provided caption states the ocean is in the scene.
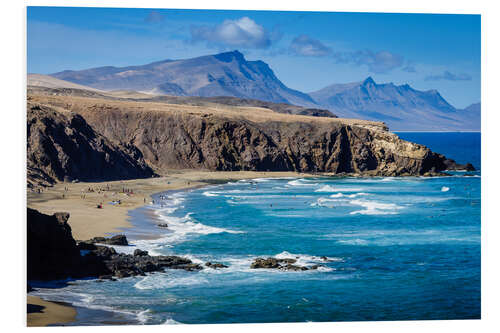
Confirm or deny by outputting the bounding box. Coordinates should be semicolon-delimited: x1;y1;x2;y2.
31;132;481;325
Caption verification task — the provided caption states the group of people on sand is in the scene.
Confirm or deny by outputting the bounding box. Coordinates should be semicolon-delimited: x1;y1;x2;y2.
32;187;44;194
121;188;134;195
86;186;109;194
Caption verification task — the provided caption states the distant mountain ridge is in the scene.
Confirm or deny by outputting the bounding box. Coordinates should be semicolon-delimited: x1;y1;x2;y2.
51;50;317;108
47;50;479;131
309;77;480;131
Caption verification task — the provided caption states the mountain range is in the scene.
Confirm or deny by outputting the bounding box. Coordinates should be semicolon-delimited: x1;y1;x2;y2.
50;50;316;108
309;77;480;131
46;50;480;131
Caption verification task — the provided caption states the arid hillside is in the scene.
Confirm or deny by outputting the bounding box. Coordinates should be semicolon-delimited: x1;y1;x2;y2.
27;85;336;118
26;92;471;187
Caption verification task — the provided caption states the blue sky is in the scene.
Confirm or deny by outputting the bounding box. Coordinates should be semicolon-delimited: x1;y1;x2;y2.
27;7;480;108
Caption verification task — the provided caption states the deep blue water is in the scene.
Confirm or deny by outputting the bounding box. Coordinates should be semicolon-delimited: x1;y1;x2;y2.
32;132;481;325
396;132;481;170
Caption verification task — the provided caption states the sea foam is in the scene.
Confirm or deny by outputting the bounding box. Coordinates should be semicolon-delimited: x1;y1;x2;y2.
349;199;403;215
134;274;209;290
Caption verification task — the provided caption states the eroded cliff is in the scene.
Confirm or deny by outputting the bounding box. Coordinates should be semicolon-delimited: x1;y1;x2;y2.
27;95;472;180
27;100;155;187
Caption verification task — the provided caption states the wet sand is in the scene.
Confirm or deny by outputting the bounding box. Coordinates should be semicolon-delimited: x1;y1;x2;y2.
27;295;77;327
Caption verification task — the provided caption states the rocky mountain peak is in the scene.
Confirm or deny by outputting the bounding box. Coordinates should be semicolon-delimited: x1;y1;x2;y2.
213;50;246;63
362;76;376;86
49;51;316;107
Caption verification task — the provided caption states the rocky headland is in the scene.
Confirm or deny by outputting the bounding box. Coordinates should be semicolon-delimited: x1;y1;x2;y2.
26;92;473;187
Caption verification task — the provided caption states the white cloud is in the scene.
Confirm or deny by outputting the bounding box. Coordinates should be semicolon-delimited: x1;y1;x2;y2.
289;35;332;57
425;71;472;81
333;49;404;73
190;17;271;49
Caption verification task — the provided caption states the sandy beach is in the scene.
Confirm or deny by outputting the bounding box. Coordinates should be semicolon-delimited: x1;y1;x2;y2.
27;170;308;240
27;295;77;327
26;170;309;326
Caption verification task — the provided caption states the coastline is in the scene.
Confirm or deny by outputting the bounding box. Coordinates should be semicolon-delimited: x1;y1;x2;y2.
27;170;309;240
27;295;77;327
26;168;481;325
26;170;310;326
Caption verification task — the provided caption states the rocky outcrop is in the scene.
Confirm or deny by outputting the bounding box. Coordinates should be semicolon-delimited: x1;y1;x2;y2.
205;262;229;269
85;235;128;246
27;101;155;187
27;208;82;280
72;103;472;176
250;257;321;271
77;242;204;278
27;209;211;281
27;94;474;178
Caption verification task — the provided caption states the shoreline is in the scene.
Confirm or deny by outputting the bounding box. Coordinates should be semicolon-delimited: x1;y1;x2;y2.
26;170;311;326
27;295;77;327
27;170;310;240
26;170;480;326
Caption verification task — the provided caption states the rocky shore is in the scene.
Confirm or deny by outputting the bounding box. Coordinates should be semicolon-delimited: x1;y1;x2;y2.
28;208;331;282
27;208;234;282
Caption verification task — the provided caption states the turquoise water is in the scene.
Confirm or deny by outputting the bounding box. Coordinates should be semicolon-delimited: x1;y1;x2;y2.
32;132;481;324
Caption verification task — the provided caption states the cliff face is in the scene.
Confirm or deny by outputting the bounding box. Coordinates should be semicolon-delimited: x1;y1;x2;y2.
27;94;471;183
27;208;82;280
73;103;467;176
27;101;155;187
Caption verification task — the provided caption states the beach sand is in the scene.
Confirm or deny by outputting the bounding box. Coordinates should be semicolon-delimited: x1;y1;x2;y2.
26;170;309;326
27;295;77;327
27;170;307;240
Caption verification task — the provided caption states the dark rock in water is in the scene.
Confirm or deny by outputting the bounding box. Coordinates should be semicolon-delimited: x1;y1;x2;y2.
205;262;228;269
115;270;132;278
93;245;117;258
27;208;204;281
176;263;204;271
86;235;128;246
282;264;309;271
76;241;97;251
27;284;34;293
465;163;475;171
251;257;297;269
157;223;169;228
250;257;324;271
134;249;149;256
